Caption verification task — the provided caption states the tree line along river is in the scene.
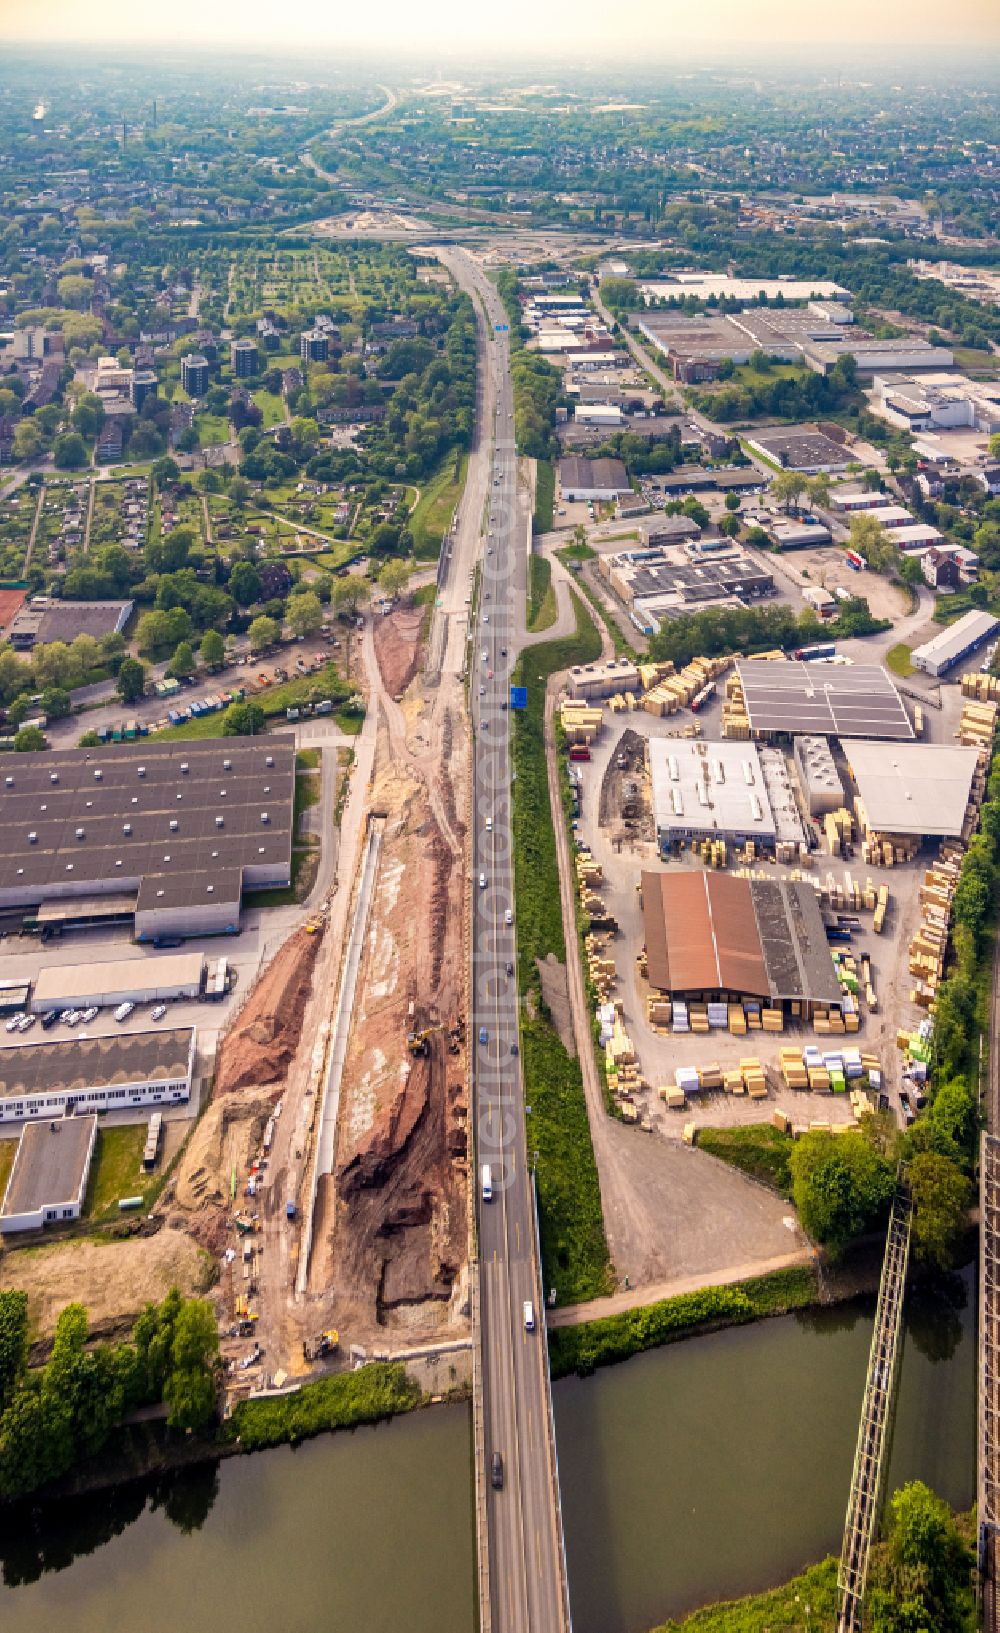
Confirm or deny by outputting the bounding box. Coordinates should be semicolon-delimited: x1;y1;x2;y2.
0;1267;975;1633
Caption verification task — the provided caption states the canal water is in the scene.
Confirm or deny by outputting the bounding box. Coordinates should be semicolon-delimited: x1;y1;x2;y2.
0;1270;976;1633
555;1266;977;1633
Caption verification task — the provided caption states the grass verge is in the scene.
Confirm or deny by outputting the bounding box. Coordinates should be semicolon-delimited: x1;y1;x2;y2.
885;642;915;678
694;1124;794;1197
511;592;612;1305
84;1127;163;1222
558;553;640;660
548;1266;818;1378
227;1362;421;1450
409;452;467;560
533;458;554;533
0;1139;16;1202
526;554;557;633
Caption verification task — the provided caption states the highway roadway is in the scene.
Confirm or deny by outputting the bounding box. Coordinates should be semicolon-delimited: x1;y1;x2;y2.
457;254;571;1633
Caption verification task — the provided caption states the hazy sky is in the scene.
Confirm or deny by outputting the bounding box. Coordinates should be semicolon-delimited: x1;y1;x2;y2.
2;0;999;55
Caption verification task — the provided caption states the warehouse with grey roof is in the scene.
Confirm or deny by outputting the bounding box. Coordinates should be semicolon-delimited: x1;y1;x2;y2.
0;1028;196;1127
0;740;295;939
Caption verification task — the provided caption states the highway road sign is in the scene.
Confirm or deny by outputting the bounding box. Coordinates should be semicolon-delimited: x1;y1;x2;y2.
510;686;527;710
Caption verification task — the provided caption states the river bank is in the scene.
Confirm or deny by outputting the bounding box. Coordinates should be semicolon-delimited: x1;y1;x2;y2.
11;1359;447;1509
0;1264;975;1633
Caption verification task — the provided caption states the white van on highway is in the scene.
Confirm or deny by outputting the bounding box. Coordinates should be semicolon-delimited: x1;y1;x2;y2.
479;872;487;889
523;1301;535;1332
481;1164;493;1202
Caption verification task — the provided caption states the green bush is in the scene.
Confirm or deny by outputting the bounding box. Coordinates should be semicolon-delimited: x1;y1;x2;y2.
228;1362;421;1450
652;1556;839;1631
548;1267;817;1378
695;1124;794;1196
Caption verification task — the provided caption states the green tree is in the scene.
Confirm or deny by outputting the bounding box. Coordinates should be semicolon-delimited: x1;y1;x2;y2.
223;700;265;736
137;608;193;660
40;686;71;720
908;1152;972;1270
378;560;411;601
332;577;370;619
723;491;741;513
248;615;279;653
989;432;1000;460
32;640;75;691
77;729;101;747
0;1292;28;1416
169;1298;219;1373
288;590;323;637
200;628;225;670
71;392;105;440
789;1131;894;1255
13;725;45;752
772;470;807;513
809;472;832;510
867;1482;974;1633
115;656;147;704
229;560;262;607
52;432;89;470
170;640;196;679
164;1364;217;1432
13;420;43;462
56;273;92;309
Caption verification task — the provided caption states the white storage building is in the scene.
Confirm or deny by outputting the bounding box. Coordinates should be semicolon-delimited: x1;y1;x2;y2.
0;1115;97;1233
911;610;1000;678
31;953;206;1014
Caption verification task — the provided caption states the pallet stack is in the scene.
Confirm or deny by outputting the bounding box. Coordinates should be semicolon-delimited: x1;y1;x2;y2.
560;699;604;744
956;696;998;753
721;672;750;739
961;671;1000;702
642;654;731;718
824;806;854;857
780;1047;809;1090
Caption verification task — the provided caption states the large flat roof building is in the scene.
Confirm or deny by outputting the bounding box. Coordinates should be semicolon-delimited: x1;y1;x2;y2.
735;660;914;741
558;456;631;501
649;739;777;849
639;275;849;304
0;1114;97;1233
743;428;851;473
841;740;981;839
8;598;132;651
0;1029;195;1127
641;870;841;1010
0;739;294;939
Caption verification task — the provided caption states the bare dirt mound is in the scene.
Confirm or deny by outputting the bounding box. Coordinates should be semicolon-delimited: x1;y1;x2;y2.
316;769;469;1341
374;604;425;699
214;927;321;1098
0;1228;209;1346
333;1036;467;1327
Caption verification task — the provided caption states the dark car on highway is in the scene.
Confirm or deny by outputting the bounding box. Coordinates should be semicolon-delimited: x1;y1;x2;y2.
491;1452;504;1490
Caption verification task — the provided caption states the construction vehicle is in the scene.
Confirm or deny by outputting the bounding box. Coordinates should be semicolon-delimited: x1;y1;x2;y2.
303;1329;340;1362
407;1028;432;1057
